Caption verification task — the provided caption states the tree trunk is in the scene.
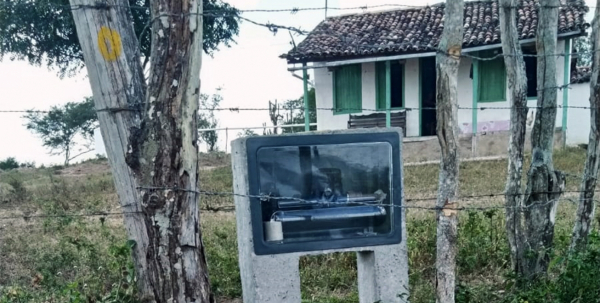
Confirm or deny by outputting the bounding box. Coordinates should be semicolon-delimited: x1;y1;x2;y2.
571;0;600;251
65;144;71;166
435;0;464;302
69;0;213;301
521;0;565;279
499;0;529;274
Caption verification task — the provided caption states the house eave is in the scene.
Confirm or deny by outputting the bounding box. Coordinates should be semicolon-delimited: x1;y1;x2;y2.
286;30;584;72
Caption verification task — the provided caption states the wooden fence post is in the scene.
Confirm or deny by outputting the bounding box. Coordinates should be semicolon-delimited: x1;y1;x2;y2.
69;0;213;300
571;0;600;251
435;0;464;301
521;0;565;279
499;0;529;274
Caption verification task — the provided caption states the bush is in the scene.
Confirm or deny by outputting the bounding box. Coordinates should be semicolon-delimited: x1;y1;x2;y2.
0;223;137;303
455;230;600;303
7;176;28;202
19;161;35;169
512;230;600;303
0;157;20;170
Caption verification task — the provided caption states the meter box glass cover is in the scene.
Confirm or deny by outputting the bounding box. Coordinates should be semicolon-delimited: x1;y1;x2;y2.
245;131;403;255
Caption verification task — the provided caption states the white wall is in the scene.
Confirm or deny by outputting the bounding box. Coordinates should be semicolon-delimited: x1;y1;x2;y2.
457;57;477;132
315;40;570;137
314;60;420;137
460;40;566;133
404;59;420;137
567;83;592;146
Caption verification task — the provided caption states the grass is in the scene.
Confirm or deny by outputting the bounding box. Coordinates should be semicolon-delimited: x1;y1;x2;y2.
0;148;599;302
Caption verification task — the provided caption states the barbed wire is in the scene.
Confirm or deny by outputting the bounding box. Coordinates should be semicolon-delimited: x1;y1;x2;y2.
1;190;598;222
0;2;597;214
0;0;595;99
206;104;599;112
2;103;599;115
0;109;50;114
0;2;594;14
0;1;595;53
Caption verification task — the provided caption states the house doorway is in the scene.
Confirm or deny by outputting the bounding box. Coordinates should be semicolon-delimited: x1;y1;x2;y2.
420;57;437;136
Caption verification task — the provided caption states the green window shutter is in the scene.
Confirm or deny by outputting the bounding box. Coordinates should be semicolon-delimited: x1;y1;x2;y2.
376;62;387;110
478;51;506;102
334;64;362;114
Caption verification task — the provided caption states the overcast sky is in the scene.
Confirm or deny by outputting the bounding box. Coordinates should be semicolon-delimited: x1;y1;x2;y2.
0;0;594;165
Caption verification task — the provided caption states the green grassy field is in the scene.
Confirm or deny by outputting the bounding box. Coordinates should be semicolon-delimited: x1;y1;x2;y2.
0;149;599;303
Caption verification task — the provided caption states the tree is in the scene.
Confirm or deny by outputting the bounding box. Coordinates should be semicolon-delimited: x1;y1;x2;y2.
571;0;600;251
24;97;97;165
198;90;222;152
520;0;565;279
281;87;316;133
574;35;593;66
435;0;464;301
0;157;20;170
69;0;211;300
0;0;239;76
237;129;258;138
500;0;529;275
266;100;282;134
264;88;316;134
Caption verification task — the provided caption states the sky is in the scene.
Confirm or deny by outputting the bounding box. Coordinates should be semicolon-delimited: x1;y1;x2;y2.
0;0;595;165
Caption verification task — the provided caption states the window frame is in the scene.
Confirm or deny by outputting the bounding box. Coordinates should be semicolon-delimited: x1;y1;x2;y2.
523;47;538;99
376;60;406;111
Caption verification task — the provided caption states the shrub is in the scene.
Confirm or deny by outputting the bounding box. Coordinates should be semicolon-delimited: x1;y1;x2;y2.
0;157;20;170
7;176;28;202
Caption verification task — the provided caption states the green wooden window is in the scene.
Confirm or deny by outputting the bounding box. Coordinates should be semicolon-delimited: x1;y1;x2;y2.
333;64;362;114
376;61;404;110
478;50;507;102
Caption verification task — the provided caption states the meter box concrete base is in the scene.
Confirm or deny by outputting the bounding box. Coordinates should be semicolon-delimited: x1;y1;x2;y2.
231;128;409;303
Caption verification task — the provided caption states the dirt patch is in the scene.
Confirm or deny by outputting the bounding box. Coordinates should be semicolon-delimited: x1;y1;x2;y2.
200;165;228;171
217;298;242;303
58;161;111;177
199;152;231;168
54;155;228;174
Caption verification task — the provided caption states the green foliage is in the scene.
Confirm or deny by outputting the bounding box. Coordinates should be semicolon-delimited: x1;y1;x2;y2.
24;97;97;165
281;87;317;133
237;129;259;138
3;148;600;303
202;216;241;298
0;221;137;303
7;174;28;203
263;88;316;135
574;35;592;67
198;90;222;152
458;210;508;275
0;157;19;170
0;0;239;77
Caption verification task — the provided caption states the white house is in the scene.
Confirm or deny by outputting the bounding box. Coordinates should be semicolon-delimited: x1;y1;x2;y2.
284;0;593;161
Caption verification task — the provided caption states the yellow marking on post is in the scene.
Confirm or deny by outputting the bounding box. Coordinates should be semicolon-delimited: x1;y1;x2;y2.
97;26;123;61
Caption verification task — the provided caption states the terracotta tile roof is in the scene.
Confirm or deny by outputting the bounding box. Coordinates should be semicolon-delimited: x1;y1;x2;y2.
571;66;592;83
285;0;589;63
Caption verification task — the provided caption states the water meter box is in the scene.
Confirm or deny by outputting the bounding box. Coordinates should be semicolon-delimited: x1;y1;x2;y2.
245;131;403;255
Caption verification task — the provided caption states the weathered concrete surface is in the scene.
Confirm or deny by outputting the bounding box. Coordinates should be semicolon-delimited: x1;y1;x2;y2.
231;128;409;303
